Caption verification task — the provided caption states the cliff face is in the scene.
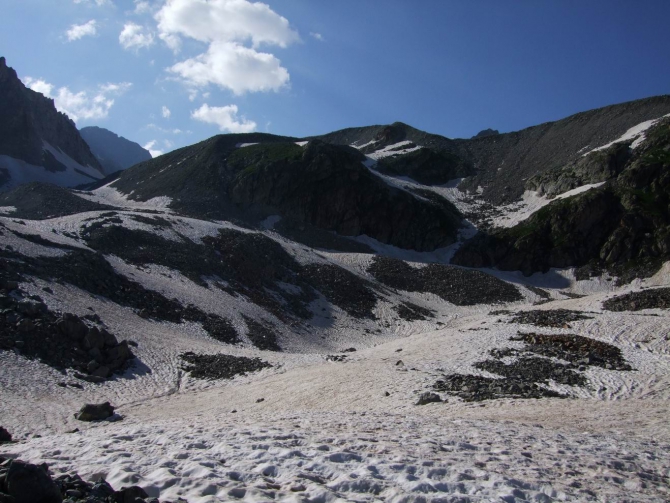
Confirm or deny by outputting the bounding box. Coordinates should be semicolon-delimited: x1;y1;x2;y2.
80;126;152;175
0;56;103;174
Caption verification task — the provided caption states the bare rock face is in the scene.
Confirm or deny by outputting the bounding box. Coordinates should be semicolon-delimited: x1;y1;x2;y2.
0;56;103;188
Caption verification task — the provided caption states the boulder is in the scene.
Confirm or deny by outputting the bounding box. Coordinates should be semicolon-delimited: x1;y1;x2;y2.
5;460;62;503
106;341;131;362
416;392;442;405
74;402;115;422
101;328;118;348
112;485;149;503
0;427;11;443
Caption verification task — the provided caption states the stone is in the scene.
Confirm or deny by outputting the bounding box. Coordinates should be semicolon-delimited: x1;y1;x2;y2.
74;402;115;422
0;427;11;443
106;341;131;362
83;327;104;351
86;360;100;373
5;460;62;503
416;392;442;405
112;485;149;503
92;366;111;379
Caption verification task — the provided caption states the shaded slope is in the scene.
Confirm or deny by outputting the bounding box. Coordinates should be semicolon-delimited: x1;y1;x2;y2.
453;118;670;279
110;136;463;251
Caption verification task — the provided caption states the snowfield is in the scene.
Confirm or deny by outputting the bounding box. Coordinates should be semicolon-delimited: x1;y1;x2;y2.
1;200;670;502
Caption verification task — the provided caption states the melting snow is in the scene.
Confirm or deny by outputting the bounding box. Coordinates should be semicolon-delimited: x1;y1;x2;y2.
585;113;670;155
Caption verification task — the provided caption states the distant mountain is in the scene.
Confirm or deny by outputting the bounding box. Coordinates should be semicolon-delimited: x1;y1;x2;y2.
0;57;104;191
80;126;152;176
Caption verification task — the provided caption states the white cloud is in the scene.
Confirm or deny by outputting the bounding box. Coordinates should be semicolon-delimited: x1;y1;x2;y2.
156;0;298;94
169;41;289;95
23;78;53;97
162;105;171;118
191;103;256;133
119;22;155;50
143;140;164;157
145;123;188;134
66;20;97;41
23;77;132;123
134;0;152;14
73;0;112;6
310;32;324;41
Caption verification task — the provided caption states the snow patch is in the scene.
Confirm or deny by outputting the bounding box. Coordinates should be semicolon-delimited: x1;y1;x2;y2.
74;182;173;212
492;182;606;228
235;143;259;148
260;215;281;230
0;206;16;214
585;114;670;155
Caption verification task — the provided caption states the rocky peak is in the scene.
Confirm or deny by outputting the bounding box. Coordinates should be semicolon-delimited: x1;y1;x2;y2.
0;56;103;176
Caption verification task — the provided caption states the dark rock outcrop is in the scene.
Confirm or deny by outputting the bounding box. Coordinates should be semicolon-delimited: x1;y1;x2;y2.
180;352;272;380
0;427;11;443
80;127;152;175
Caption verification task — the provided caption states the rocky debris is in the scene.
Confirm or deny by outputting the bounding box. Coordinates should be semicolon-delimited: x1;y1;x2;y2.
393;302;435;321
508;309;593;328
0;280;134;379
0;243;240;349
300;263;378;319
180;352;272;380
0;183;113;219
415;392;442;405
510;332;633;371
0;456;181;503
326;354;347;362
433;332;632;402
242;316;281;352
82;225;315;323
603;287;670;311
1;459;63;503
0;427;11;443
475;356;588;387
525;285;551;300
74;402;115;422
434;374;566;402
368;256;522;305
472;128;500;139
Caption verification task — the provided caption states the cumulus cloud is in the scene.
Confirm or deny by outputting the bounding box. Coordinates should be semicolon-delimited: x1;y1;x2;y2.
310;32;324;41
119;22;155;50
156;0;298;94
66;20;97;41
191;103;256;133
162;106;171;118
23;77;131;123
143;140;164;157
169;41;289;95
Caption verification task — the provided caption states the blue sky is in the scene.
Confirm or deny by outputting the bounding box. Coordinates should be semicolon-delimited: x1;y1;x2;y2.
2;0;670;156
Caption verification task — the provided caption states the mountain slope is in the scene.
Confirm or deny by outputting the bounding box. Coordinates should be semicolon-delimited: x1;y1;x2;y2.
453;117;670;279
108;135;464;251
80;126;152;175
0;57;104;191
